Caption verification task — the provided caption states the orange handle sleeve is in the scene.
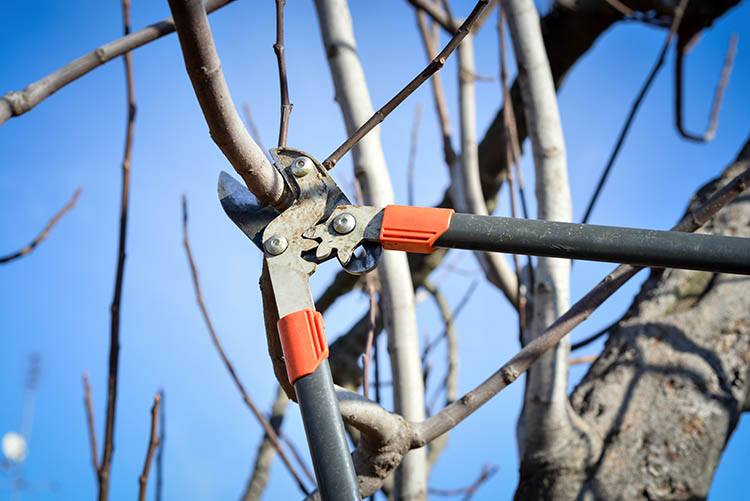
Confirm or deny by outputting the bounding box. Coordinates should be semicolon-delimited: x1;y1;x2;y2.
379;205;454;254
277;308;329;384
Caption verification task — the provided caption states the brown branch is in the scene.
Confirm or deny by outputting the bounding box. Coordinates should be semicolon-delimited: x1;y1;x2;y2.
0;187;81;265
570;320;617;351
0;0;236;126
82;372;99;478
428;464;498;499
138;393;161;501
580;0;689;224
180;195;310;496
568;354;598;366
273;0;293;147
155;390;165;501
99;2;137;497
675;32;738;143
408;0;456;33
167;0;291;209
417;162;750;444
323;0;491;169
406;104;423;206
415;11;457;169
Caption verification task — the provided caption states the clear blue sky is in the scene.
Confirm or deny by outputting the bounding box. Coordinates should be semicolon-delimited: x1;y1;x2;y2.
1;1;748;499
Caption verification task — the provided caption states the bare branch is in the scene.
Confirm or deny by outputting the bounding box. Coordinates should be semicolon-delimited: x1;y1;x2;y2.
243;387;287;500
362;278;379;399
322;0;492;170
181;196;310;496
429;463;498;499
81;372;99;478
99;2;137;496
406;104;423;207
568;354;598;366
155;390;165;501
0;187;81;265
581;0;689;224
675;32;738;142
408;0;456;33
138;393;161;501
167;0;290;209
0;0;236;126
417;163;750;445
273;0;293;147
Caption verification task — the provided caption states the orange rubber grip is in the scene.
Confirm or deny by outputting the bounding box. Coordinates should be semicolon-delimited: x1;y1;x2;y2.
277;308;329;384
379;205;454;254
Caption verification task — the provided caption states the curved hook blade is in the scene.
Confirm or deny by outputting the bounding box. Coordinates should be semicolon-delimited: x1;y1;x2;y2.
218;171;278;250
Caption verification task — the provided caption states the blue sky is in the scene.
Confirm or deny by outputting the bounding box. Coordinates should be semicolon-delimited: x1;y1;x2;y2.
1;1;748;499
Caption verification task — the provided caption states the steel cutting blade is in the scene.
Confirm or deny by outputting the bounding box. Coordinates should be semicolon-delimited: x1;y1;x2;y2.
217;171;278;250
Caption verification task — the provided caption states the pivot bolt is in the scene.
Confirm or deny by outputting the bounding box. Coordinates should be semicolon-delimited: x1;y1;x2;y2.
265;235;288;255
332;213;356;235
292;157;314;177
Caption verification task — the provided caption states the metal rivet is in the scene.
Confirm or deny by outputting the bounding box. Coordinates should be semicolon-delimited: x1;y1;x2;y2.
291;157;314;177
264;235;288;255
332;213;356;235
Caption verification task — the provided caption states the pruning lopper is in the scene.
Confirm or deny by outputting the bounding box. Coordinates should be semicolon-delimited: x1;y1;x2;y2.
218;149;750;501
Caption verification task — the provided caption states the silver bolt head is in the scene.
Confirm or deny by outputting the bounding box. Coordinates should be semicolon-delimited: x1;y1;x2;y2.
291;157;314;177
264;235;289;255
332;213;356;235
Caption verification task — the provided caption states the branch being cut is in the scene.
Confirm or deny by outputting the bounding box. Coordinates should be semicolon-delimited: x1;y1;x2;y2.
675;32;738;143
0;0;236;126
167;0;290;209
314;0;427;497
322;0;492;170
138;394;161;501
181;196;309;496
0;188;81;265
99;2;137;496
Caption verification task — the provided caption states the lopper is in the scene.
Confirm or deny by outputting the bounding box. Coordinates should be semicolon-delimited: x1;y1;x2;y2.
218;148;750;501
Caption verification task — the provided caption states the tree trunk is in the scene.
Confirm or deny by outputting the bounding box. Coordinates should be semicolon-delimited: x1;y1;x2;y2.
517;138;750;499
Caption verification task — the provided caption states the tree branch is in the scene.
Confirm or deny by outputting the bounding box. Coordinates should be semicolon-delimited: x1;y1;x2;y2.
167;0;291;209
0;0;236;126
273;0;293;147
0;187;81;265
82;372;99;479
181;196;310;496
99;2;137;496
138;393;161;501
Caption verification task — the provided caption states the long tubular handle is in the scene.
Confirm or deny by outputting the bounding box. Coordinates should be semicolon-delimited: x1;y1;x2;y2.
295;360;360;501
435;213;750;275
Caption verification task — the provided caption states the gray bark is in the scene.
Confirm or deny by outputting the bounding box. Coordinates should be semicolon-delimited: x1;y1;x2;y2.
517;138;750;499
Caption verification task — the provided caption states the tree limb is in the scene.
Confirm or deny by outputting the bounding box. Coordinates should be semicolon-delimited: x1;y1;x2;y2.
273;0;293;147
167;0;291;209
138;393;161;501
0;188;81;265
0;0;236;126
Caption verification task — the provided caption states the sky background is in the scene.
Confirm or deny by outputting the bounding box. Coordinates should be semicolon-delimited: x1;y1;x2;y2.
1;0;749;499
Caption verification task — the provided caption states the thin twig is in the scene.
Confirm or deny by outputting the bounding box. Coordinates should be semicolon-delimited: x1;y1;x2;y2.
408;0;456;33
0;188;81;265
155;390;165;501
568;354;598;366
99;2;137;497
415;11;457;169
180;195;310;496
570;320;617;351
273;0;293;147
417;163;750;444
82;373;99;478
407;104;423;206
242;103;271;161
138;394;161;501
581;0;689;224
0;0;236;125
675;33;738;143
323;0;492;170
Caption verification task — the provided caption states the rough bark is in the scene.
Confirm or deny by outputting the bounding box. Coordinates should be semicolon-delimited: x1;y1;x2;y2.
313;0;427;498
517;138;750;499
